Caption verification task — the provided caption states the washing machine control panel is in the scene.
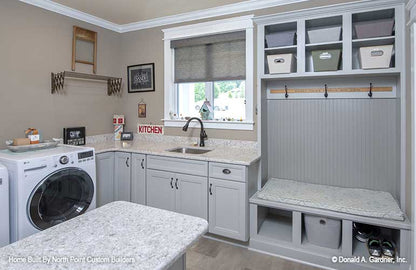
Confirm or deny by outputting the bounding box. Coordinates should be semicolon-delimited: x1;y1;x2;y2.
77;150;94;163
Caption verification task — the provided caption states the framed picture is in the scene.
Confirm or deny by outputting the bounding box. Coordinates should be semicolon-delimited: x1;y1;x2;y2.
138;103;147;118
127;63;155;93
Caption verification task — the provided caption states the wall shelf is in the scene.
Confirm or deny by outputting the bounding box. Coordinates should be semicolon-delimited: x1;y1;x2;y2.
352;36;395;47
260;68;400;80
51;71;122;96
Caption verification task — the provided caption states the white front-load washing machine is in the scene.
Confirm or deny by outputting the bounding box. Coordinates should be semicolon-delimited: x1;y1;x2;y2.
0;145;96;243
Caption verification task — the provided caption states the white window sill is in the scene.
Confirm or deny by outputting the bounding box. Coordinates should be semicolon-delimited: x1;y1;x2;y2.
162;119;254;130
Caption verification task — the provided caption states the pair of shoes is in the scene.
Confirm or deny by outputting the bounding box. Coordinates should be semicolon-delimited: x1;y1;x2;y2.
367;238;396;258
353;223;380;242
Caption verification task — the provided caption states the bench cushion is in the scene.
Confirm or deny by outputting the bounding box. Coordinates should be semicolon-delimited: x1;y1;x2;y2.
255;178;404;221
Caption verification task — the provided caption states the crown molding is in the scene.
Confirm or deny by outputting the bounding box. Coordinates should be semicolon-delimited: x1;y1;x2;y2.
255;0;404;23
19;0;121;32
119;0;307;33
19;0;309;33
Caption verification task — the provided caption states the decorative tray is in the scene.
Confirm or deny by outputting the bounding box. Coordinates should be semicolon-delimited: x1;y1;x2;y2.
6;141;59;153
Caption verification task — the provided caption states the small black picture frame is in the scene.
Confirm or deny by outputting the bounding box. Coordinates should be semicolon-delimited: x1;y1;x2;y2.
121;132;134;141
127;63;155;93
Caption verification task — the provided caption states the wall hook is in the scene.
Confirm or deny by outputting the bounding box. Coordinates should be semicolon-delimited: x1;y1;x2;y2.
368;83;373;98
324;84;328;98
285;84;289;99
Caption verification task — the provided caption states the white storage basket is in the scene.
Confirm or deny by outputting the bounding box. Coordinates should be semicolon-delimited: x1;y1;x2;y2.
359;45;393;69
267;54;296;74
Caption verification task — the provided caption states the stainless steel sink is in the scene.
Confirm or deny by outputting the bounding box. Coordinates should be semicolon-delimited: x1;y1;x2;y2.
166;147;212;154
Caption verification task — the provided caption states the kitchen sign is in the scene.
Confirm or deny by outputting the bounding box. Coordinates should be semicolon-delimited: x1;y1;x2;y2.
137;124;164;135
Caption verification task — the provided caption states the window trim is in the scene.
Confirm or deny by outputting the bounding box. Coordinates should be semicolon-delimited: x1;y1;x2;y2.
162;15;254;130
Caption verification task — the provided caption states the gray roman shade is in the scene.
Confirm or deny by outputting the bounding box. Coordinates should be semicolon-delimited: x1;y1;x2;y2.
172;31;246;83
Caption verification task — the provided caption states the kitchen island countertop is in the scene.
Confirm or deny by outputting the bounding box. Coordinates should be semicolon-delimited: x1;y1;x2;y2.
0;201;208;270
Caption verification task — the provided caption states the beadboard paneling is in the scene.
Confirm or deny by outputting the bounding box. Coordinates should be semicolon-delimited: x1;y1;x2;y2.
267;99;399;199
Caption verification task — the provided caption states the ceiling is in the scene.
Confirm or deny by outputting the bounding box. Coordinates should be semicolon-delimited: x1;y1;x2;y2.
52;0;247;24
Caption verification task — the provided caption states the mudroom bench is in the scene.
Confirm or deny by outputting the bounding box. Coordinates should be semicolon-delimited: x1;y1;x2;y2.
249;179;411;270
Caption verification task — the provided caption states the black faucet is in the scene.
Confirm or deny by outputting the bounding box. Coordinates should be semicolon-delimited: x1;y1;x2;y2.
182;117;208;147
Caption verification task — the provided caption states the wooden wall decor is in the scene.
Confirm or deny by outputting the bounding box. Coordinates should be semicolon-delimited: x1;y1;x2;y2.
72;26;97;74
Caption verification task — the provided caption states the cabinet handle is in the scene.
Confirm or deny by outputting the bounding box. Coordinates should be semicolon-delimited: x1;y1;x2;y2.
126;157;130;167
209;183;213;195
175;178;178;189
222;168;231;174
141;159;144;169
170;178;174;189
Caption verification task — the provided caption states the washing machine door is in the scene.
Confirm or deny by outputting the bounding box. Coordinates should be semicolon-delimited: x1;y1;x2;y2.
28;168;94;230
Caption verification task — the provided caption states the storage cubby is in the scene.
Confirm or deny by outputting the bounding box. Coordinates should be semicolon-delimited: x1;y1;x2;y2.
306;16;342;45
305;45;343;73
264;22;297;75
256;206;293;243
264;22;297;49
301;214;342;254
352;8;396;70
352;223;403;269
352;9;395;40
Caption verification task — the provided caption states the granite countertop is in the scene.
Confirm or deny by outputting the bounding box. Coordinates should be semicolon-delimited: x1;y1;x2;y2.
87;139;260;166
0;201;208;270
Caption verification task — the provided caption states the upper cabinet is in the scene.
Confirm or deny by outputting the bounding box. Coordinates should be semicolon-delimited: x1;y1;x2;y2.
257;2;404;81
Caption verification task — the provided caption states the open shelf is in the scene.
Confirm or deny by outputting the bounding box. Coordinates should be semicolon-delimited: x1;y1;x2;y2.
265;45;297;54
261;68;400;80
352;36;395;48
257;207;292;243
305;41;342;51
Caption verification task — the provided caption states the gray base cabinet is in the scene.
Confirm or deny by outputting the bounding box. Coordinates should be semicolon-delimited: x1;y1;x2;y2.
146;160;208;220
96;152;115;207
131;153;146;205
208;178;247;241
114;152;131;201
96;152;258;242
146;169;176;212
175;174;207;220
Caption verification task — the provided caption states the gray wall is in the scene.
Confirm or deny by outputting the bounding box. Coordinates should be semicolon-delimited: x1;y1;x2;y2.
0;0;123;147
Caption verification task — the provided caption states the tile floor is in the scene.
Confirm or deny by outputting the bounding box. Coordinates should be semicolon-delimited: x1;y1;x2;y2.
186;237;324;270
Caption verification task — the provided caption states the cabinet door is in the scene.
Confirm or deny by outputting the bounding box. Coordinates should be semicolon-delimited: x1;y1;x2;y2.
208;178;248;241
131;153;146;205
175;173;207;220
114;152;131;201
95;152;115;207
146;169;175;212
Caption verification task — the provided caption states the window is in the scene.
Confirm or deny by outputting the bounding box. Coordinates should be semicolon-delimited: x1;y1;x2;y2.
163;15;254;130
177;80;245;121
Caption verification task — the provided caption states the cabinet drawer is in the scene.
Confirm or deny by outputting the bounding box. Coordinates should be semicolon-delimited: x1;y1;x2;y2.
147;155;208;176
209;162;246;182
